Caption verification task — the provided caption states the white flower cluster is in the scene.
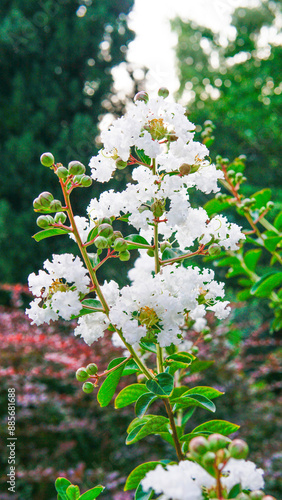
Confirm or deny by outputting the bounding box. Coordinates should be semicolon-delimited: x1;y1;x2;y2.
26;254;90;325
141;458;264;500
88;95;245;252
74;264;230;347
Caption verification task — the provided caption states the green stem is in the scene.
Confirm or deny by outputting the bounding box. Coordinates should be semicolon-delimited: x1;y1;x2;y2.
259;216;280;234
163;399;184;462
115;328;154;380
156;344;164;373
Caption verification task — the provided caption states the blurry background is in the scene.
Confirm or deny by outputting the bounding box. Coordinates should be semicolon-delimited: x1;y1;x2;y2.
0;0;281;499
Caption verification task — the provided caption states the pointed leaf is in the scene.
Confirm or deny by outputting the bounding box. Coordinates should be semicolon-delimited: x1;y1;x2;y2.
55;478;72;498
145;373;174;397
189;360;214;374
204;198;231;217
135;484;153;500
125;234;150;249
66;485;80;500
135;148;151;166
181;386;224;400
126;416;169;445
115;384;148;408
79;486;104;500
251;271;282;297
127;415;153;434
97;365;124;407
192;419;239;436
33;228;70;242
139;342;157;353
166;352;194;365
251;188;272;210
135;393;157;418
125;462;162;491
172;394;216;413
243;249;262;272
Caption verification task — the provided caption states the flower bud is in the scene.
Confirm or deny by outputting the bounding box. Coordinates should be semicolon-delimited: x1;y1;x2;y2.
73;174;84;184
158;87;169;98
134;91;149;103
54;212;67;224
227;169;235;177
235;172;243;182
98;223;113;238
208;434;231;452
40;152;55;167
37;192;54;208
86;363;98;375
50;199;62;211
56;166;69;179
190;164;200;174
68;161;86;175
82;381;94;393
116;157;128;170
229;439;249;459
249;491;264;500
202;451;216;467
266;201;274;210
179;163;191;176
204;333;212;343
114;238;127;252
189;436;210;457
236;494;250;500
191;346;199;355
94;236;109;249
262;496;276;500
151;200;165;218
76;368;89;382
216;448;230;462
81;175;92;187
36;215;53;228
208;243;221;256
119;250;131;261
147;249;155;257
99;217;113;225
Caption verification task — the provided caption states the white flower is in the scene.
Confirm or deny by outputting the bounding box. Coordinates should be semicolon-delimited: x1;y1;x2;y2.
69;216;95;245
222;459;264;492
74;312;109;346
89;150;116;183
43;253;90;293
26;298;58;325
51;290;81;320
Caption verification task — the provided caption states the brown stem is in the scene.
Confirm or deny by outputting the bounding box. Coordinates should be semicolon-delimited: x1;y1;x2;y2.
163;399;184;461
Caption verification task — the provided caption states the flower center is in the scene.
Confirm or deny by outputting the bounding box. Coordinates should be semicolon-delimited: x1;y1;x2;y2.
138;306;159;328
144;118;168;141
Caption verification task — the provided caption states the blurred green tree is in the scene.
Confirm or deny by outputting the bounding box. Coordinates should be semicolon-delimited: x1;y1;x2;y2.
172;0;282;188
0;0;134;283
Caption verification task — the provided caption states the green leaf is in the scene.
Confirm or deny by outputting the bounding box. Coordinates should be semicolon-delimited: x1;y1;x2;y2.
189;360;214;374
172;394;216;413
251;188;272;210
125;234;150;249
139;342;157;353
33;228;70;242
55;478;72;498
97;365;125;407
127;415;153;434
135;393;157;418
145;373;174;397
107;357;127;370
135;484;153;500
243;249;262;272
66;485;80;500
192;419;239;436
162;247;186;261
125;462;162;491
79;486;104;500
204;198;231;217
70;298;104;319
126;416;169;444
274;211;282;232
251;271;282;297
181;386;224;400
87;226;98;242
166;352;194;365
264;235;281;252
236;289;252;301
115;384;148;408
135;148;151;166
122;359;140;376
228;483;241;499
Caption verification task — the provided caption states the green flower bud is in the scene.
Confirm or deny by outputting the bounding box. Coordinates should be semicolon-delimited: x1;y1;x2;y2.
208;243;221;256
262;496;276;500
204;120;214;128
204;334;212;343
227;169;235;177
56;166;69;179
221;158;230;164
94;236;109;249
191;346;199;355
54;212;67;224
147;249;155;257
134;91;149;103
38;192;54;208
76;368;89;382
50;199;62;211
243;198;256;208
33;197;41;210
40;152;55;167
98;223;113;238
36;215;52;228
81;175;92;187
179;163;191;176
82;381;94;393
238;154;247;161
216;448;230;462
189;436;210;457
235;172;243;182
114;238;127;252
207;434;228;452
116;157;128;170
158;87;169;98
229;439;249;459
99;217;113;225
86;363;98;375
68;161;86;175
119;250;130;261
151;200;165;218
190;164;200;174
202;451;216;467
249;491;264;500
266;201;274;210
215;155;222;162
111;230;123;242
236;494;250;500
73;174;84;184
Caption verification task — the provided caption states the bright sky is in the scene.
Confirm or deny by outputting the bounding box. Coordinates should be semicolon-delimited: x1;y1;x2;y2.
112;0;259;96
